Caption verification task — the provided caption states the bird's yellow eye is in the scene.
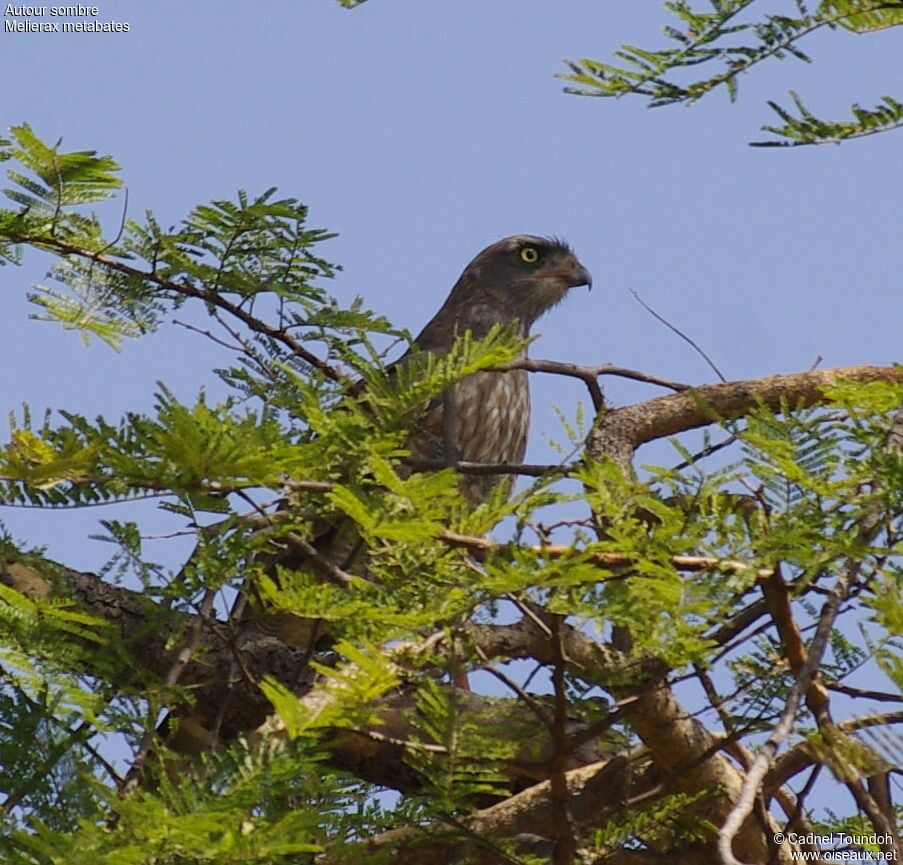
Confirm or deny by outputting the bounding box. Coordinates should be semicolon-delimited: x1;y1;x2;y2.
519;246;540;264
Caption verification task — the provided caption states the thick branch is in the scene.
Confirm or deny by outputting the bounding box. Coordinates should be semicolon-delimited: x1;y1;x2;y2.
319;752;663;865
0;562;615;794
610;669;789;864
588;365;903;472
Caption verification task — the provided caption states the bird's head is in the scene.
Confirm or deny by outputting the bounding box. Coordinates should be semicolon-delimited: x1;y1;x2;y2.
444;235;592;333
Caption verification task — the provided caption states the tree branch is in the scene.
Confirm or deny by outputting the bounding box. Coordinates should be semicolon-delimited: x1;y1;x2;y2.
588;364;903;473
717;404;903;864
4;231;348;385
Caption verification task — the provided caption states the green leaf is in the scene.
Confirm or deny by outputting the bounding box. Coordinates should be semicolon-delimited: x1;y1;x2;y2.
3;123;121;213
821;0;903;32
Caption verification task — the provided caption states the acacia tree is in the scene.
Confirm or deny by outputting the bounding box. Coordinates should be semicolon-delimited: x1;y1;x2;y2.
0;119;900;865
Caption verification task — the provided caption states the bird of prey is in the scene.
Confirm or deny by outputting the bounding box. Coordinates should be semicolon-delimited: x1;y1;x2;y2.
259;235;591;642
401;234;592;504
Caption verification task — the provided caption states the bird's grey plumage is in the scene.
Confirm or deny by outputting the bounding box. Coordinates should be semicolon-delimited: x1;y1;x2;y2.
402;234;591;503
256;235;590;644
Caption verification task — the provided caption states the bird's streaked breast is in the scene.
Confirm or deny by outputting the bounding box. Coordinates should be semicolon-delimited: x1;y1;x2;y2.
406;367;530;505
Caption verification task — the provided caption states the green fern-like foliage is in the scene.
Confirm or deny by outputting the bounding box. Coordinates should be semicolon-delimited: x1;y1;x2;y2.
561;0;903;145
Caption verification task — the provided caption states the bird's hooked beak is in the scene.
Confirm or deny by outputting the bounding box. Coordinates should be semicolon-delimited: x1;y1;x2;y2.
570;261;593;291
558;256;592;292
537;256;592;294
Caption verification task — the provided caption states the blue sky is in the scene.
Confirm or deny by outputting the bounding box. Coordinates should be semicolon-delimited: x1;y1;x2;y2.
1;0;901;817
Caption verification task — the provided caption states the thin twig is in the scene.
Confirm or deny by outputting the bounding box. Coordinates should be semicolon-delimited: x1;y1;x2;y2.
503;356;691;401
629;288;727;382
474;645;553;727
694;663;735;735
670;431;740;471
280;532;364;589
784;764;822;840
6;232;348;385
172;318;246;353
548;615;580;865
717;567;856;863
2;717;99;814
441;529;775;580
402;458;573;478
505;592;554;637
123;587;217;792
825;683;903;704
